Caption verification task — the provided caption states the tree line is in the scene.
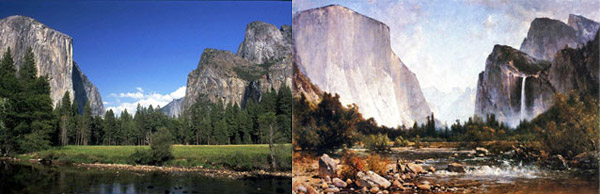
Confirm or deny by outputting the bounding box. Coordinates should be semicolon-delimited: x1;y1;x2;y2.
0;48;292;156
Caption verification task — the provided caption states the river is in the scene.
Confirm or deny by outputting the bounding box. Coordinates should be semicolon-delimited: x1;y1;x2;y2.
385;147;599;194
0;160;291;194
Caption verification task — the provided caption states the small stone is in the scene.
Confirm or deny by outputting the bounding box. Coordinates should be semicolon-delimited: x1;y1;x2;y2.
346;178;353;186
392;180;405;190
417;184;431;190
296;185;307;193
382;190;389;194
370;187;380;193
428;166;435;172
414;159;424;164
361;187;368;193
307;186;318;194
333;178;347;188
321;182;328;189
324;187;340;193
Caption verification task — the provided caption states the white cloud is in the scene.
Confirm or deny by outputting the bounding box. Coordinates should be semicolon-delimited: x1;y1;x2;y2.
106;86;186;116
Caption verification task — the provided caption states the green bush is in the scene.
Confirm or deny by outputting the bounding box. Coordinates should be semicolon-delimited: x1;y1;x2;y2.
130;127;174;165
363;134;390;152
393;136;409;147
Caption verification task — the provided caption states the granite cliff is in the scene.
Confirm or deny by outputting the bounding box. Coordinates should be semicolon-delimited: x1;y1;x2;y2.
0;15;104;115
180;21;292;113
476;15;599;126
293;5;431;127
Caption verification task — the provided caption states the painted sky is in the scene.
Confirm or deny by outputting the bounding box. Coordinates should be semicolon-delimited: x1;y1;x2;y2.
293;0;600;94
0;1;291;115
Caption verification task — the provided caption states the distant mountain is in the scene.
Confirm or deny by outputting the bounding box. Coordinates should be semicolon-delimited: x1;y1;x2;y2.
423;87;475;125
182;21;292;113
0;15;105;115
293;5;431;127
476;15;599;126
520;14;599;61
161;97;184;118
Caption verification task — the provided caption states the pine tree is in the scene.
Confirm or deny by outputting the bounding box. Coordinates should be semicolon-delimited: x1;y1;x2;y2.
104;110;116;145
58;92;72;145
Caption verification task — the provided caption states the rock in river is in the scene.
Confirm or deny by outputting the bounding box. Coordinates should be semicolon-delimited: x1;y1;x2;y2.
447;163;466;173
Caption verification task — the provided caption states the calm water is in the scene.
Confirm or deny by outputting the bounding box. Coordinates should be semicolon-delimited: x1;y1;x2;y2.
384;148;599;194
0;160;291;194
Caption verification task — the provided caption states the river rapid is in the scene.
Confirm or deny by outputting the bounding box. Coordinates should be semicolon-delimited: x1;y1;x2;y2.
384;147;599;194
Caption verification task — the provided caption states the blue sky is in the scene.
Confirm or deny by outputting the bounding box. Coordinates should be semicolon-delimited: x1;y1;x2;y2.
0;1;291;115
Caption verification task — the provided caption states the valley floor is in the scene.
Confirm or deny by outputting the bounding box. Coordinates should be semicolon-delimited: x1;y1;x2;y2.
11;144;292;178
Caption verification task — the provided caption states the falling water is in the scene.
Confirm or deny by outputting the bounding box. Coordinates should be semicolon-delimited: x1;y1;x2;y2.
520;76;527;120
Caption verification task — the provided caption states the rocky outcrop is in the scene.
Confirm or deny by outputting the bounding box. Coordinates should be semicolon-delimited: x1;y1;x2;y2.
292;62;322;104
182;21;291;112
520;15;599;61
476;15;598;126
161;97;184;118
72;62;105;115
567;14;600;45
548;29;599;96
293;5;431;127
237;21;292;64
475;45;554;126
0;15;104;115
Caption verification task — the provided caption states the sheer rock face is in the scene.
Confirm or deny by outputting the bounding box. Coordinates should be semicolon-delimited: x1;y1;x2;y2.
162;97;184;118
182;21;292;113
183;49;252;111
72;63;105;115
0;15;104;115
549;29;599;96
476;15;599;126
475;45;554;127
520;15;599;61
237;21;292;65
567;14;600;44
292;5;431;127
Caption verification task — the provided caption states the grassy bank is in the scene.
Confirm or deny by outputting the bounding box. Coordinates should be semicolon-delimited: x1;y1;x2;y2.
16;144;292;171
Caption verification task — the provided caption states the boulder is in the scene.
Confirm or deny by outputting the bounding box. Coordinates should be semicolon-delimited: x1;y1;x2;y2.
447;163;466;173
406;163;424;174
324;187;340;193
356;171;391;189
396;160;406;173
319;154;337;178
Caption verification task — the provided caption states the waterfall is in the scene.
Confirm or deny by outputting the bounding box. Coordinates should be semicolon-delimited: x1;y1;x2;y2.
520;76;527;121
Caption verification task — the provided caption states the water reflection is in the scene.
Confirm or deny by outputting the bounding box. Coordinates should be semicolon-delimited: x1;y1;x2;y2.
0;160;291;194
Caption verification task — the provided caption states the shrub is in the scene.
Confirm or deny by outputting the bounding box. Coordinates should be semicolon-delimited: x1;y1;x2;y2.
130;127;174;165
393;136;409;147
339;150;366;179
339;150;389;179
363;134;390;152
365;154;388;176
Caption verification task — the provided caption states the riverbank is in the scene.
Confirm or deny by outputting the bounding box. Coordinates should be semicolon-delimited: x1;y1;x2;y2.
292;143;599;194
10;144;292;179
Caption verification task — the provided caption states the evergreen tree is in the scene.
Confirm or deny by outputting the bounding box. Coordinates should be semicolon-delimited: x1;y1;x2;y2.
103;110;116;145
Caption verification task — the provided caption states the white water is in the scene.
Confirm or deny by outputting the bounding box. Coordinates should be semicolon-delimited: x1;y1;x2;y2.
520;76;527;121
435;161;542;179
